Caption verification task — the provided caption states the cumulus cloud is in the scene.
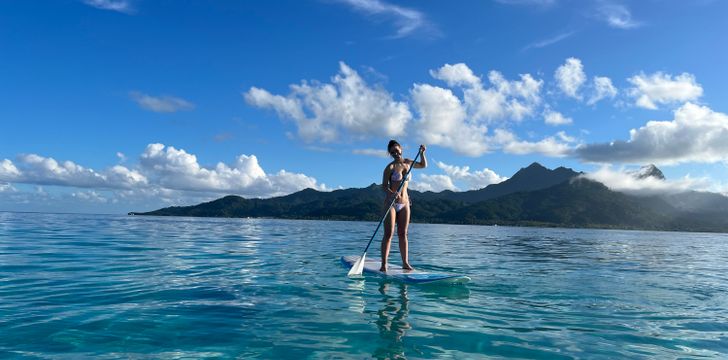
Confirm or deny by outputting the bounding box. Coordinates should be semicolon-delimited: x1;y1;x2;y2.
0;144;327;200
429;63;543;123
130;92;195;113
627;72;703;110
410;83;489;157
245;62;411;143
139;143;325;197
436;161;507;189
413;63;545;156
582;166;711;195
411;174;457;192
598;3;640;29
544;109;573;126
493;129;573;157
555;57;586;99
0;154;147;189
334;0;437;38
576;103;728;165
82;0;133;14
588;76;618;105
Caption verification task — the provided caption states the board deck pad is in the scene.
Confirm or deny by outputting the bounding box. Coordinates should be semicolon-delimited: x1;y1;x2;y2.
341;256;470;284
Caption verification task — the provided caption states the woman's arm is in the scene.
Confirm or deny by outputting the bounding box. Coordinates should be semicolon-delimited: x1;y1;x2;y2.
382;165;394;194
412;144;427;169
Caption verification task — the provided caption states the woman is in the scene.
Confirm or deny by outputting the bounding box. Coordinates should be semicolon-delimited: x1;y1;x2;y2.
381;140;427;272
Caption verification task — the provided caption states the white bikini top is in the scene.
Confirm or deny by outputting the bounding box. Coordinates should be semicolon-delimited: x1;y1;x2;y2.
390;168;409;182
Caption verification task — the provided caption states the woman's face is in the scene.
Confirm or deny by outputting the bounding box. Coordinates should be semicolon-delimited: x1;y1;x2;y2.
389;145;402;160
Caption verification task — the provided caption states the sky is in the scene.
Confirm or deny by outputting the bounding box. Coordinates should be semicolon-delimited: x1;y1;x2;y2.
2;0;728;214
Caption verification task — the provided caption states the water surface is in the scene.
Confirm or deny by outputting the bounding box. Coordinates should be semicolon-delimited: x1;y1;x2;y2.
1;212;727;358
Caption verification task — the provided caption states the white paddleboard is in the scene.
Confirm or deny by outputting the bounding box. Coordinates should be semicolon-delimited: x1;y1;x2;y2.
341;256;470;284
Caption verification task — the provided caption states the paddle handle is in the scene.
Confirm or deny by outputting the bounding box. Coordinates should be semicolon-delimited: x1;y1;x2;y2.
362;149;422;254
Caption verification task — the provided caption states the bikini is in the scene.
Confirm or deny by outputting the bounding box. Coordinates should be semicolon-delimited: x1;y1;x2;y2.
390;170;409;212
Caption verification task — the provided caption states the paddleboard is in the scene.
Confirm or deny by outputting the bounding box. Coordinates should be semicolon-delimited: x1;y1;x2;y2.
341;256;470;284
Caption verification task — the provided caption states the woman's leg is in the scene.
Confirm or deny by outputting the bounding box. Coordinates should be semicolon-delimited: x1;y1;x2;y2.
381;208;396;272
396;205;413;270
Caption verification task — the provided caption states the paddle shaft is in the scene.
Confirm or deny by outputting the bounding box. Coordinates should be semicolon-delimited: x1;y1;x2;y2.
361;149;422;254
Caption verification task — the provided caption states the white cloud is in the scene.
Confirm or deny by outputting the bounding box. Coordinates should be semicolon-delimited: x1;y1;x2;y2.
245;62;411;143
410;83;489;157
555;57;586;99
335;0;436;38
139;143;325;197
576;103;728;165
430;63;481;87
627;72;703;110
582;166;711;195
71;190;108;203
82;0;133;14
410;174;457;192
0;154;147;189
1;144;327;200
544;109;573;126
588;76;618;105
493;129;573;157
522;31;575;51
436;161;507;189
494;0;556;6
130;92;195;113
598;3;640;29
352;148;389;158
429;63;543;124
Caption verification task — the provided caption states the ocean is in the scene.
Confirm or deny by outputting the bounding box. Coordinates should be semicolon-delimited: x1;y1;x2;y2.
1;212;727;359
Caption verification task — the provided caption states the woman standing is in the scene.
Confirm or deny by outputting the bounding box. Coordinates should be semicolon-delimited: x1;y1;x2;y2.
381;140;427;272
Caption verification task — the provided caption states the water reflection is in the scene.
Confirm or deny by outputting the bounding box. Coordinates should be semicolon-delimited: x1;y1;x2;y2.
374;281;411;360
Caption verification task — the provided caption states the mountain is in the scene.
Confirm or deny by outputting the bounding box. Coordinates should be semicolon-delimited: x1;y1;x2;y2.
130;163;728;233
414;162;580;203
631;164;666;180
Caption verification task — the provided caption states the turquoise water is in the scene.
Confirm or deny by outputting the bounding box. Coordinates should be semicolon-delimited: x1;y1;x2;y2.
1;212;728;359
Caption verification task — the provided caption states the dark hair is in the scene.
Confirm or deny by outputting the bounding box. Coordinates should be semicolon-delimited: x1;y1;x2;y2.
387;140;401;151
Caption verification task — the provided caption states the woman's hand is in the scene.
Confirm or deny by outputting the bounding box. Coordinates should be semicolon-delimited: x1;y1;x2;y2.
419;144;426;153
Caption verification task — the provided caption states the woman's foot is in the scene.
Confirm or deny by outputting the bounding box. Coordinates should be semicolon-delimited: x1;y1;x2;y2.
379;265;387;272
402;263;414;271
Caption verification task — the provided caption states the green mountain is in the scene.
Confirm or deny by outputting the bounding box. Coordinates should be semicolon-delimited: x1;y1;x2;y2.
130;163;728;233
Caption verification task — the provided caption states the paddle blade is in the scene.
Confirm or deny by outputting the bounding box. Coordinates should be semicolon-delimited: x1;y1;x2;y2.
347;254;366;276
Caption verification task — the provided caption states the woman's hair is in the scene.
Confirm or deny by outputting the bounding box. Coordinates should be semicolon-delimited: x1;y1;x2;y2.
387;140;401;151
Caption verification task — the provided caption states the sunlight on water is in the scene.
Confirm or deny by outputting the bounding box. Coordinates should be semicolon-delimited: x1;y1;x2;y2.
1;212;728;359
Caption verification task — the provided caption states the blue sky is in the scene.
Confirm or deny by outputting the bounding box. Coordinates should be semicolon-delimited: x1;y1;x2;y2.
2;0;728;213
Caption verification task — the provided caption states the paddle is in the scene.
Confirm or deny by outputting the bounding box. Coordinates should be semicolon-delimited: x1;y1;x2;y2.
348;148;423;277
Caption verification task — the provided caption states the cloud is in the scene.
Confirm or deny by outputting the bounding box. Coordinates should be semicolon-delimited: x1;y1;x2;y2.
555;57;586;99
436;161;507;189
352;148;389;158
334;0;437;38
493;129;573;157
587;76;618;105
0;154;147;189
576;103;728;165
139;143;326;197
130;92;195;113
429;63;543;124
582;166;711;195
0;144;328;200
82;0;134;14
245;62;411;143
522;31;575;51
627;72;703;110
410;83;489;157
411;174;457;192
494;0;556;6
544;109;573;126
598;3;640;29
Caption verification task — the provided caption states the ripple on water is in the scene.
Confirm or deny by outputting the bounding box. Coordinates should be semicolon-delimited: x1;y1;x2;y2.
1;213;728;358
